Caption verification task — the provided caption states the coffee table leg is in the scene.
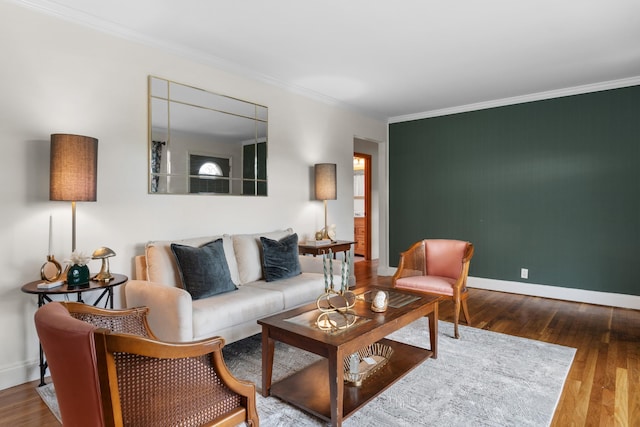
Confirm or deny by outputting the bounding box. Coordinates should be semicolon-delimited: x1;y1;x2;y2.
428;302;439;359
327;348;344;426
261;326;275;397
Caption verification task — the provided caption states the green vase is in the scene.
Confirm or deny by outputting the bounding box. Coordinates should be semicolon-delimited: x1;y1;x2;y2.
67;264;90;287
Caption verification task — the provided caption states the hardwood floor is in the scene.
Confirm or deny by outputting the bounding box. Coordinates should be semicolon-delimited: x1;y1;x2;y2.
2;260;638;426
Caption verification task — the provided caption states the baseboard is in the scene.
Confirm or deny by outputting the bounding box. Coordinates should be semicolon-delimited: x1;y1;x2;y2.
0;358;39;391
468;276;640;310
378;265;640;310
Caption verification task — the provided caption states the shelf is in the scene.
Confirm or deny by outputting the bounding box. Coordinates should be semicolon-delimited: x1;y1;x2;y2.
270;338;432;423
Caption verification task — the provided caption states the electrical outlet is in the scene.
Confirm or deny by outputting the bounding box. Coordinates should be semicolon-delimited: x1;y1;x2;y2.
520;268;529;279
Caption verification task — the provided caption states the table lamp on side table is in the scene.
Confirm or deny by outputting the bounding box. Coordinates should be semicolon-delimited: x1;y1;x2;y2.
49;133;98;254
314;163;337;241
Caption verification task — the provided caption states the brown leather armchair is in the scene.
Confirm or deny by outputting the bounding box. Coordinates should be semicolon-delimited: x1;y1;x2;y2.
34;301;258;426
392;239;474;339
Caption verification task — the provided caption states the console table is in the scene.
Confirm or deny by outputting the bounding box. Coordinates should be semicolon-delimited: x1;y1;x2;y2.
21;274;128;386
298;240;355;259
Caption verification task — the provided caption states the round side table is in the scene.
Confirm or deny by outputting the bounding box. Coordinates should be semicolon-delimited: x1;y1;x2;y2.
21;273;128;386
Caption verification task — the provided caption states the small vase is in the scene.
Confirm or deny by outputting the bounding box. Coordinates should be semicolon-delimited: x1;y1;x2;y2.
67;264;90;287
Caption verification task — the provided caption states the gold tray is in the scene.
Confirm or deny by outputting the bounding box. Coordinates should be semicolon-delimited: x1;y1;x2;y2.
343;342;394;386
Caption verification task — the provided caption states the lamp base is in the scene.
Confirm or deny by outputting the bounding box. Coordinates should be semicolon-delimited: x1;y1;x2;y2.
92;259;113;282
91;258;113;282
92;272;114;282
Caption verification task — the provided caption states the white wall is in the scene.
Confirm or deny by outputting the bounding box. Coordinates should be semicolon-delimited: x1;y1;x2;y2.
0;2;387;389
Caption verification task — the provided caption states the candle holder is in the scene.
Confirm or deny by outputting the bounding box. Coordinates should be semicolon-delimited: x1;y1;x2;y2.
40;255;62;282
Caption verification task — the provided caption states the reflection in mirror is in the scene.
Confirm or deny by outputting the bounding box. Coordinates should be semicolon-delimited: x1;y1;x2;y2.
148;76;268;195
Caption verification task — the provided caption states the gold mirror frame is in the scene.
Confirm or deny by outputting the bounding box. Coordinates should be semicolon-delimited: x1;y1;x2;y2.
148;76;268;195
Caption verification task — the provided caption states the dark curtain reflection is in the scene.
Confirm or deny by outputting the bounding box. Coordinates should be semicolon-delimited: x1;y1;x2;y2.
151;140;166;192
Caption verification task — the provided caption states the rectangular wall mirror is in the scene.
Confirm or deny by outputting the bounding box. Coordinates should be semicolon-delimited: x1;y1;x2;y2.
148;76;268;195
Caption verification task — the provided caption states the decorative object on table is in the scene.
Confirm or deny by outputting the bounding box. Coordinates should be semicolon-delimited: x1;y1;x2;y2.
315;249;357;330
343;342;394;386
314;163;337;241
91;247;115;282
306;238;332;246
50;134;98;253
65;250;92;287
40;255;62;282
326;224;336;240
370;290;389;312
40;215;62;282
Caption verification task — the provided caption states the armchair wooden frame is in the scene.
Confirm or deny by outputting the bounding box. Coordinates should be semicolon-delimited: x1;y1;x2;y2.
392;240;474;339
94;330;258;427
63;301;156;339
35;301;259;427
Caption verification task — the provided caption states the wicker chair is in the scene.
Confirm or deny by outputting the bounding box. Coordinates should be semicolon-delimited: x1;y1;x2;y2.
35;302;258;427
392;239;474;339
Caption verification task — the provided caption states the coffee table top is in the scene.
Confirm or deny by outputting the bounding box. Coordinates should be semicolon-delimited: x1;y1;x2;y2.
258;286;439;347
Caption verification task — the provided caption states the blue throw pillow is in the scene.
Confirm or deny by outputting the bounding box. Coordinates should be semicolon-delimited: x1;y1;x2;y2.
260;233;302;282
170;239;237;300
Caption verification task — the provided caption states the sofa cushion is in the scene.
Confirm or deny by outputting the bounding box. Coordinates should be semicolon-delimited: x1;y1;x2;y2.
171;239;237;300
191;285;284;338
145;235;240;287
260;233;302;282
244;272;329;309
232;228;293;284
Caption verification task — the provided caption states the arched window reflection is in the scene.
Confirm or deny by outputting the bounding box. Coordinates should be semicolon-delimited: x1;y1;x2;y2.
199;162;223;176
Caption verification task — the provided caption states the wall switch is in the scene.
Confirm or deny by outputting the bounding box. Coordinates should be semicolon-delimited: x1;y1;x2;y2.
520;268;529;279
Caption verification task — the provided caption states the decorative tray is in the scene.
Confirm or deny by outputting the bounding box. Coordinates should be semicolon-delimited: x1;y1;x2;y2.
343;342;394;386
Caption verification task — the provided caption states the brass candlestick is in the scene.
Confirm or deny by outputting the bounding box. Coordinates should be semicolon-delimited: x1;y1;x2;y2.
40;255;62;282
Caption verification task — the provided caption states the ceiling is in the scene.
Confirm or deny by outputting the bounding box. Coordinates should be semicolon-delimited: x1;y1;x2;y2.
16;0;640;121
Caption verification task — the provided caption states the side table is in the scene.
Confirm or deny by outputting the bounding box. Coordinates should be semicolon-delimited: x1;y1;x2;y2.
21;273;128;386
298;240;356;259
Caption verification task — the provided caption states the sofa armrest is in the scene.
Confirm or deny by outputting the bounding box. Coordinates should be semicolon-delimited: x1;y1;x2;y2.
124;280;193;342
134;255;148;280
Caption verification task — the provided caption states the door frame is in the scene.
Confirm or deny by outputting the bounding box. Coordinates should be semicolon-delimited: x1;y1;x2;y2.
354;152;372;260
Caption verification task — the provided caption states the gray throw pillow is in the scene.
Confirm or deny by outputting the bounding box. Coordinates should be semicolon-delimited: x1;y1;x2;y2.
170;239;237;300
260;233;302;282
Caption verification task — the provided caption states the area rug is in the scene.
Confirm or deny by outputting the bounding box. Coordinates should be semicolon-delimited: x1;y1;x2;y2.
37;319;575;426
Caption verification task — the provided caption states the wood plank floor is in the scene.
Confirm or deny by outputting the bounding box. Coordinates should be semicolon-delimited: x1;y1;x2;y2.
1;260;638;426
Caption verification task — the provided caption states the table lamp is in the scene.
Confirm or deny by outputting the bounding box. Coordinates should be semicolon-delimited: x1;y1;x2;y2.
49;134;98;253
92;246;115;282
314;163;337;240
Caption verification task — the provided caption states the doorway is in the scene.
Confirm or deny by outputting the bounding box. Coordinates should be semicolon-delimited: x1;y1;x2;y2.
353;152;371;260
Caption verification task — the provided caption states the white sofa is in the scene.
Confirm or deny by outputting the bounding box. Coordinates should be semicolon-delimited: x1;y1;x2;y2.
125;229;349;344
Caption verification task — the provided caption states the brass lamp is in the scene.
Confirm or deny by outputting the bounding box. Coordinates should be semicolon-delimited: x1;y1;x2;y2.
50;134;98;252
314;163;337;240
92;247;115;282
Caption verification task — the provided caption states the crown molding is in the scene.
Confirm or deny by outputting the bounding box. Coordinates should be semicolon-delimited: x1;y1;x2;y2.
389;75;640;124
12;1;638;124
10;0;377;118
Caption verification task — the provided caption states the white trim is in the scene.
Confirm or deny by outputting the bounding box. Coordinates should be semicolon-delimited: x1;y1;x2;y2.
468;276;640;310
388;76;640;123
383;267;640;309
10;0;370;117
0;359;38;391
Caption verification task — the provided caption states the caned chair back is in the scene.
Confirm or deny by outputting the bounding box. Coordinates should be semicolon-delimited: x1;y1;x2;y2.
94;332;254;426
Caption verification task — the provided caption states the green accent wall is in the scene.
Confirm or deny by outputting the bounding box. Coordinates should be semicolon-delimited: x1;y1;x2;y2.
389;85;640;296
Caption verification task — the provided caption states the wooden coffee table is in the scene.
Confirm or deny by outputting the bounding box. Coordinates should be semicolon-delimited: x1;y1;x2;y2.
258;286;439;427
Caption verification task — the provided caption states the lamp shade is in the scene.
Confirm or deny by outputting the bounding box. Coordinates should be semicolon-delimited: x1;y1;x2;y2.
314;163;337;200
50;134;98;202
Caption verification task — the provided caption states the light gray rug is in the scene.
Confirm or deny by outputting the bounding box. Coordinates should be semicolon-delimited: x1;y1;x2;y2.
38;319;575;426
